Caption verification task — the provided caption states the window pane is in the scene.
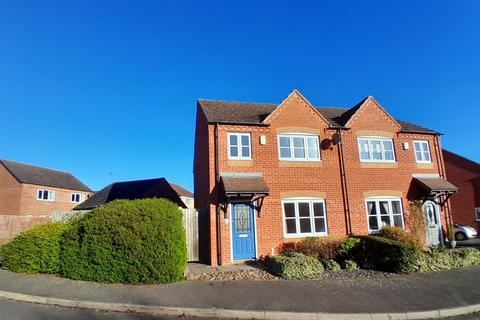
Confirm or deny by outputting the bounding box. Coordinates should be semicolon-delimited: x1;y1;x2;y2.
284;203;295;217
414;142;421;152
43;191;49;200
367;201;376;215
294;147;305;158
385;151;394;161
382;140;393;151
241;146;250;158
359;140;370;160
371;140;382;160
229;134;238;146
280;147;291;158
423;149;431;162
391;201;402;215
230;146;238;157
38;190;42;199
393;215;403;228
380;215;391;227
415;151;423;161
379;201;389;215
307;138;319;159
313;202;324;217
476;209;480;220
314;218;326;233
293;137;304;148
280;147;290;158
286;219;296;234
298;202;310;217
369;216;379;230
299;218;311;233
279;136;290;148
241;135;249;147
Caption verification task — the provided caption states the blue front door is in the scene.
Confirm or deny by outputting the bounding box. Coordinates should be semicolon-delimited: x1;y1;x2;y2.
232;202;256;261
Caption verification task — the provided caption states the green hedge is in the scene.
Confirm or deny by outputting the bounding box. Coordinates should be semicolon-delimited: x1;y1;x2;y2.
417;248;480;272
264;253;324;279
323;259;341;272
355;236;422;273
0;222;68;274
60;198;187;284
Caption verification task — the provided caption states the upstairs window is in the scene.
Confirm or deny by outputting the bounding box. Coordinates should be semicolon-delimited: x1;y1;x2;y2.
413;140;431;163
71;193;86;203
228;133;251;160
475;208;480;221
358;137;395;162
278;134;320;161
37;189;55;202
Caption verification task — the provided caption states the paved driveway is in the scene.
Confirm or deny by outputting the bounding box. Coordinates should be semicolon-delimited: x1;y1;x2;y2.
457;237;480;249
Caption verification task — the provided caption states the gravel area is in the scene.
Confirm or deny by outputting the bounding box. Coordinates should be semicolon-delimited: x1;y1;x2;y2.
186;269;279;281
186;268;395;281
323;269;395;280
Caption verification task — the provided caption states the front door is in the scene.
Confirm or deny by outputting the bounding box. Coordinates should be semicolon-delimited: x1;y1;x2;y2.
423;201;442;246
232;202;256;261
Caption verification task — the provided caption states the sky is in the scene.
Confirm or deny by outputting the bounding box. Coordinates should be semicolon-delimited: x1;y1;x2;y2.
1;1;479;191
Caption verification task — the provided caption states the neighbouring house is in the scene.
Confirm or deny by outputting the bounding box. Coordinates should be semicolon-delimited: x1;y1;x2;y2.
74;177;193;210
0;159;92;243
194;90;458;266
443;149;480;232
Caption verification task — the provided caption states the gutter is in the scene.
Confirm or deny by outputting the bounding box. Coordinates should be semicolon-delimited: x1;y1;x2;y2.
337;128;353;235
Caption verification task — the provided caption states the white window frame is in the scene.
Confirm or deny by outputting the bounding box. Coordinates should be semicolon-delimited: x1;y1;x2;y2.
413;140;432;163
281;198;328;238
357;136;396;163
227;132;252;160
365;197;404;233
36;189;55;202
71;193;86;203
277;134;321;162
475;208;480;221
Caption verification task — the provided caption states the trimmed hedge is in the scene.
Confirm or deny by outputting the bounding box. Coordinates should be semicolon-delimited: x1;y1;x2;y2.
265;253;324;279
60;198;187;284
355;236;422;273
281;237;344;262
0;222;68;274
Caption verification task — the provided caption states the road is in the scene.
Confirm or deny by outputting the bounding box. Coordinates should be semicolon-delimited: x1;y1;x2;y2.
457;237;480;249
0;299;479;320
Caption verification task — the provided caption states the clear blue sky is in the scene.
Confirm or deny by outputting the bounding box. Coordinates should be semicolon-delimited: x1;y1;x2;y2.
1;1;479;191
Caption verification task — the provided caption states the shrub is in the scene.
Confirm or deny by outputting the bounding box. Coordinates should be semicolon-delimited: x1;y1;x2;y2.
356;236;422;273
408;201;426;248
379;226;421;248
339;237;361;258
264;253;324;279
417;248;480;272
0;222;68;274
323;259;341;272
60;198;187;284
294;237;343;261
342;260;358;270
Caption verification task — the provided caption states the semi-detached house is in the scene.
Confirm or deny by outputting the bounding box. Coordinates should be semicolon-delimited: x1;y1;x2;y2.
194;90;457;266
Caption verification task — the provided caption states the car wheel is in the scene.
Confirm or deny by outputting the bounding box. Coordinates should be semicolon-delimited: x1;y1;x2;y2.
455;232;467;241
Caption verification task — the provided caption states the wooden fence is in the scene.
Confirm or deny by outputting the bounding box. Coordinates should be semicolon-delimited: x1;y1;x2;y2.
182;208;199;262
0;215;51;244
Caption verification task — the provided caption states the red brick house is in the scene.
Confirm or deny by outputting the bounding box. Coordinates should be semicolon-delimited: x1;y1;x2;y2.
443;150;480;232
0;159;92;243
194;90;457;266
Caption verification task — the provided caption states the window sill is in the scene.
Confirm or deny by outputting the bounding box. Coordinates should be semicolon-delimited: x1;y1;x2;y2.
360;162;398;168
228;159;253;167
416;162;434;169
283;233;328;239
279;161;323;168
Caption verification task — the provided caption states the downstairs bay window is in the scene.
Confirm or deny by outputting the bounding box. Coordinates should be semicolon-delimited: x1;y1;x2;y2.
282;199;327;237
365;197;404;232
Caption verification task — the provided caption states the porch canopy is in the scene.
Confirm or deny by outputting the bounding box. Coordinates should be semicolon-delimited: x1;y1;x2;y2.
413;177;458;195
220;173;269;198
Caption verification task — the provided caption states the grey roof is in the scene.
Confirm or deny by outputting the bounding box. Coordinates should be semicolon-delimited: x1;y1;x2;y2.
198;98;439;134
0;159;91;192
74;177;188;210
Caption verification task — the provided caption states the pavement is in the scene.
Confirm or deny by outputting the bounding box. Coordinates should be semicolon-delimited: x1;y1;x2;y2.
0;266;480;319
457;237;480;249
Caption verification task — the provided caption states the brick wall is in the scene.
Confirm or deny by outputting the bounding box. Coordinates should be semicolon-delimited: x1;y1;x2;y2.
195;92;451;266
443;150;480;232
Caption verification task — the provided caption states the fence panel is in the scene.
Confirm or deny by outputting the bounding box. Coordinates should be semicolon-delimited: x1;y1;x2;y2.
182;208;199;262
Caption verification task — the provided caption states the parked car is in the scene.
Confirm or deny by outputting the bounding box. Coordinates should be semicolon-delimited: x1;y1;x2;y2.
454;223;478;241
